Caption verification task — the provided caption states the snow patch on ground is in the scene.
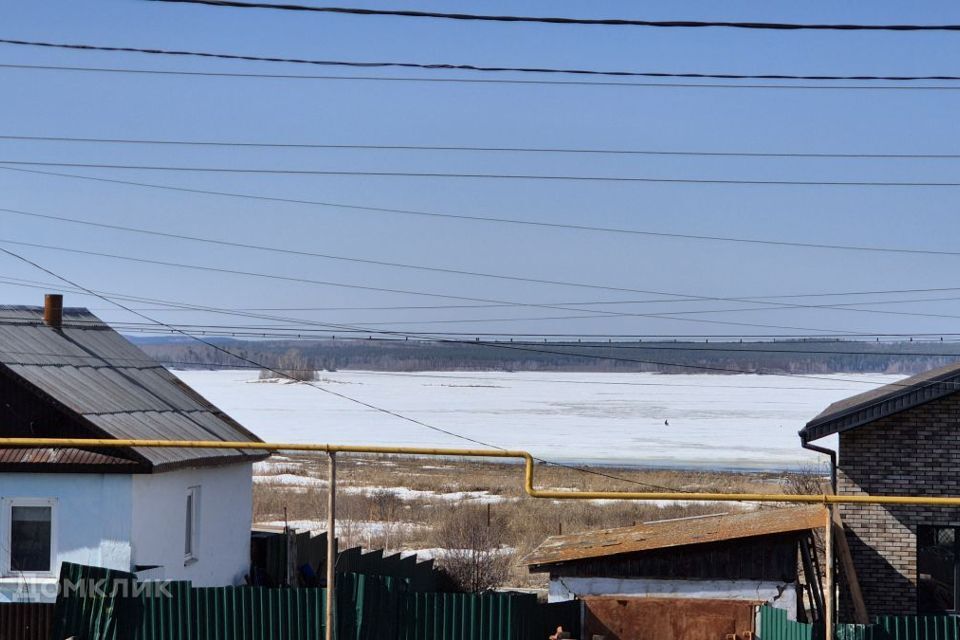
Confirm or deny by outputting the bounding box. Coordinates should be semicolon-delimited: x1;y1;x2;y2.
254;474;327;487
341;486;509;504
256;519;427;538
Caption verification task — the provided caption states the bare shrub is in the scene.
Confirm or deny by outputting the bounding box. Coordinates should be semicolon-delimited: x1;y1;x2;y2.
260;349;318;381
783;464;829;496
430;503;512;592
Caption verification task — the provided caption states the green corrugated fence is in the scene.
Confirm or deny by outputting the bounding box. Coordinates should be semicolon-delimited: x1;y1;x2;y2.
51;563;577;640
760;606;814;640
761;606;960;640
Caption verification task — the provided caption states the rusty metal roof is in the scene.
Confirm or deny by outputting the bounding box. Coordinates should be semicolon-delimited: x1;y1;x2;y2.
801;361;960;443
522;506;826;568
0;306;267;471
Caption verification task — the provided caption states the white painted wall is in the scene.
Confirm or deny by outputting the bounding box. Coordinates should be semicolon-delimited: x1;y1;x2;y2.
0;473;132;603
0;462;254;602
131;462;253;587
549;576;797;620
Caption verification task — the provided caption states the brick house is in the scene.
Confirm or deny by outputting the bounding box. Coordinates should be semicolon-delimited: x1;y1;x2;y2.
800;363;960;618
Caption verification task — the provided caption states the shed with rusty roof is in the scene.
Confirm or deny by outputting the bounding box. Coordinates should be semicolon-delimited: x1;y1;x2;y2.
523;506;827;635
0;296;267;602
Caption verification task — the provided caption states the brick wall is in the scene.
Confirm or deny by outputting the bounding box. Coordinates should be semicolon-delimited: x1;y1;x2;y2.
838;392;960;617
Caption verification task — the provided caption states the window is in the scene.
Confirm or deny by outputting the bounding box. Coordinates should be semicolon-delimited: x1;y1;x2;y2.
918;526;959;613
184;486;200;564
2;498;56;577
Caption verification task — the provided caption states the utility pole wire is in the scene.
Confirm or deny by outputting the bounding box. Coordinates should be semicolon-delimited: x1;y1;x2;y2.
148;1;960;32
4;63;959;91
6;133;960;160
9;207;960;328
6;165;960;258
5;159;960;187
0;236;860;335
0;245;687;492
3;37;959;83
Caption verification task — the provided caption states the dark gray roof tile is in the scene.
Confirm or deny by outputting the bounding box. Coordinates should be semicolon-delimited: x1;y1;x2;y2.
0;305;267;470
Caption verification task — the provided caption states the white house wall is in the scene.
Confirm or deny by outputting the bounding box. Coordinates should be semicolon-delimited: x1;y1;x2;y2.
549;576;797;620
131;462;253;587
0;472;133;603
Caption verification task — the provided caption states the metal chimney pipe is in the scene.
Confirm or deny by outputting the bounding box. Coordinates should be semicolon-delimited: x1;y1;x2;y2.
43;294;63;329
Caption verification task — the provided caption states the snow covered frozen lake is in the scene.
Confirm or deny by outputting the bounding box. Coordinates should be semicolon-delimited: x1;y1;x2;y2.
174;369;903;472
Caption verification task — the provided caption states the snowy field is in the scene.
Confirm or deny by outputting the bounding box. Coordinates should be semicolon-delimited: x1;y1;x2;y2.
174;369;903;472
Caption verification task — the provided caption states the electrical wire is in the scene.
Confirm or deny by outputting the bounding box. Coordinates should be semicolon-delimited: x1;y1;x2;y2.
9;273;960;345
147;1;960;32
0;247;690;492
6;133;960;160
4;37;959;84
0;237;875;335
0;267;950;392
10;316;960;359
11;206;960;318
0;346;895;392
5;159;960;187
5;62;959;91
11;166;960;258
9;207;960;329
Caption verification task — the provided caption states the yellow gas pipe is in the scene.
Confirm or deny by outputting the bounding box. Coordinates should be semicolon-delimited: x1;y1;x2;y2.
2;437;959;506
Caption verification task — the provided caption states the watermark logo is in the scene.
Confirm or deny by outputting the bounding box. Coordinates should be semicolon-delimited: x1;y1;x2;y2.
16;578;174;601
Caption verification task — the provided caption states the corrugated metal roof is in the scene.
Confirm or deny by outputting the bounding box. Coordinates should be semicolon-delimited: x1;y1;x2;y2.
522;506;826;568
801;361;960;443
0;447;138;467
0;305;267;470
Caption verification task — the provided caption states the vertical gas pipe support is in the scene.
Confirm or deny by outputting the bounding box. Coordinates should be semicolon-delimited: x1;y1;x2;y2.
326;452;337;640
824;504;835;640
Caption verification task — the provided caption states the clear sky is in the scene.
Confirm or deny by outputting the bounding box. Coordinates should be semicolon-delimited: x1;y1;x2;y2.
2;1;960;340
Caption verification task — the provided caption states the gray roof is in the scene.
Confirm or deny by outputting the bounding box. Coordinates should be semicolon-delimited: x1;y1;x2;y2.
801;361;960;443
0;305;267;471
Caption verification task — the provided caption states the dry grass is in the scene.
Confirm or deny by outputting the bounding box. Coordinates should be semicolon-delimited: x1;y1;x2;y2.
252;453;812;588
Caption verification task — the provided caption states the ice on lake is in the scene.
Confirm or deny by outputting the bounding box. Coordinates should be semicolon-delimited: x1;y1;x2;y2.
174;369;903;472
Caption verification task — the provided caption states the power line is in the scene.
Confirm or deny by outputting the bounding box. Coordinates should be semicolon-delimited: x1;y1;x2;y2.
3;269;958;393
0;345;885;392
0;236;861;335
6;133;960;160
148;1;960;32
8;270;950;392
11;205;960;329
0;248;687;492
26;317;960;358
4;37;960;84
5;62;959;91
14;206;960;320
4;159;960;187
8;165;960;259
6;272;958;340
7;334;960;364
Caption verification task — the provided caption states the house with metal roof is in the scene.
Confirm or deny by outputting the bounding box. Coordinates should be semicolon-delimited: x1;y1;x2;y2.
800;361;960;618
0;296;268;602
523;506;827;640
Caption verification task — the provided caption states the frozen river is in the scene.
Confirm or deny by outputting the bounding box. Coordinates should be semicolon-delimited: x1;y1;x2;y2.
174;369;902;471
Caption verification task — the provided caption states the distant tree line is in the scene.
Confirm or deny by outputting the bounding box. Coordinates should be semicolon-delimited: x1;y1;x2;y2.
134;337;960;375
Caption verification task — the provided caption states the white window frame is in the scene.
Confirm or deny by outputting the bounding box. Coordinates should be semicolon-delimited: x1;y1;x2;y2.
184;486;200;565
0;497;58;579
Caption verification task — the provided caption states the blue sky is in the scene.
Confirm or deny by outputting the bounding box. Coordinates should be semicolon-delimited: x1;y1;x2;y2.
2;1;960;339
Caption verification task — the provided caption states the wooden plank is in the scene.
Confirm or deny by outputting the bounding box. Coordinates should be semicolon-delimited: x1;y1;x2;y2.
832;507;869;624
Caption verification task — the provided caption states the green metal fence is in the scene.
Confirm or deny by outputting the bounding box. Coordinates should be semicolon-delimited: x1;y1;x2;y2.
760;606;960;640
759;606;814;640
51;563;577;640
